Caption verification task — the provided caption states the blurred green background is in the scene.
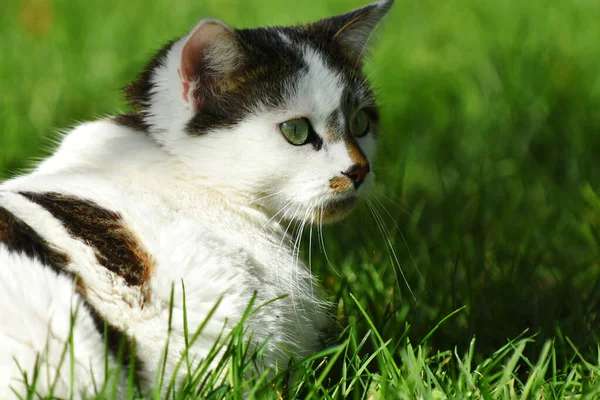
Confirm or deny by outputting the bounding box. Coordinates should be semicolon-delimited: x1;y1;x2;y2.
2;0;600;367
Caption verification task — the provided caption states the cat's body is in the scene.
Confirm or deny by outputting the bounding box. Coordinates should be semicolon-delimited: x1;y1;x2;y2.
0;1;393;397
0;120;329;396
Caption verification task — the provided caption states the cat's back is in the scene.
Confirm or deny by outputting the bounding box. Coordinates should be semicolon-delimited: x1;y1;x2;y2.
0;121;228;397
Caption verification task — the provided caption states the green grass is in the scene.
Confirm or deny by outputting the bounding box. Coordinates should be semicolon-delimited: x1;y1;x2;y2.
2;0;600;398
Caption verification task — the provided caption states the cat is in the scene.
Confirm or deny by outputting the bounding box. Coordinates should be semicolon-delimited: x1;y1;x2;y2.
0;0;393;397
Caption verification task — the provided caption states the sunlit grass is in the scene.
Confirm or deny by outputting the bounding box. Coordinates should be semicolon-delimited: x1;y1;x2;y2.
16;291;600;399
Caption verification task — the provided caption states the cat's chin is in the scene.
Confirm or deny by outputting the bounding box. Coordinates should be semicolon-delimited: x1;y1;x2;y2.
316;196;358;224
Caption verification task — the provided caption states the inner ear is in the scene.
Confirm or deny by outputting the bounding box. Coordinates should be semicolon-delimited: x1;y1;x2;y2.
179;19;243;110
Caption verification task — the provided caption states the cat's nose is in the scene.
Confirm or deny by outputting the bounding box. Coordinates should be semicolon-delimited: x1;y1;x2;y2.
342;164;370;189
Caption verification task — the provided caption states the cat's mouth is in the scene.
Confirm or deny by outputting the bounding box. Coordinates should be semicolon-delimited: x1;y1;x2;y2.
317;195;358;224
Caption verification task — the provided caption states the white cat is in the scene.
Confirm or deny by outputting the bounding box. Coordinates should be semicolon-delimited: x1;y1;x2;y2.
0;0;393;397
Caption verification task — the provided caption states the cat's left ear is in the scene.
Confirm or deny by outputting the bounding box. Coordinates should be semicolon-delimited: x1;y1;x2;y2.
314;0;394;60
179;19;244;111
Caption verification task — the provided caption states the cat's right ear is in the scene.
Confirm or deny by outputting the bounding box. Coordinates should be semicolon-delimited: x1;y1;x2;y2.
313;0;394;62
179;19;243;111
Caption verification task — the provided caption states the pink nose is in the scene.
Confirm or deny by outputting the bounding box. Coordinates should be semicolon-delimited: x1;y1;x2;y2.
342;164;370;189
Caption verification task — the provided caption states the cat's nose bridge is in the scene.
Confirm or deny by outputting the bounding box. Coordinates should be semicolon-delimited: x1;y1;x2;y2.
342;163;370;189
344;138;368;166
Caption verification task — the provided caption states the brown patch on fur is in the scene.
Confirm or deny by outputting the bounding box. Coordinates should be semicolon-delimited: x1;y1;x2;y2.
345;137;369;166
136;242;156;304
21;192;155;288
0;204;96;301
75;277;87;295
0;204;145;386
329;176;352;194
0;205;145;379
0;205;70;273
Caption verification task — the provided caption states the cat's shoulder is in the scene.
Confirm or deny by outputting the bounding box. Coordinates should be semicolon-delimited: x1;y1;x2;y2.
1;118;169;204
36;119;158;175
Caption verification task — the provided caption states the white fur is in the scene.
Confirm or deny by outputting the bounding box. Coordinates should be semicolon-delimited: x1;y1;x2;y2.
0;248;121;399
0;18;381;398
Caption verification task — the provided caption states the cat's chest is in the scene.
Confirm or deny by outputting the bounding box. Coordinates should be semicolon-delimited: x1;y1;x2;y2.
120;190;318;318
115;195;328;368
126;192;283;284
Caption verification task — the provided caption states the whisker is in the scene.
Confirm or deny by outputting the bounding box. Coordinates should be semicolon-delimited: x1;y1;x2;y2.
373;196;423;283
292;210;306;264
374;203;418;303
374;188;414;217
248;190;286;205
261;199;294;232
277;202;303;258
290;203;313;325
367;198;417;303
268;200;296;289
319;203;341;277
366;199;402;296
308;208;315;300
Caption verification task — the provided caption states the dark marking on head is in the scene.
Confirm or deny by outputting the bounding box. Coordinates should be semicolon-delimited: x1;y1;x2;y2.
340;85;355;120
325;110;344;141
20;192;155;288
124;39;178;114
118;29;311;136
0;205;70;273
184;27;308;135
113;40;178;132
312;133;324;151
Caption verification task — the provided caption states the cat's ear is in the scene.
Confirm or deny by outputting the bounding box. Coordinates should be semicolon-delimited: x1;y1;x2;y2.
179;19;243;110
314;0;394;60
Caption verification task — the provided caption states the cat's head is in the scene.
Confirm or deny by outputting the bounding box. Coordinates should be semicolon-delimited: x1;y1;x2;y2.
119;0;393;224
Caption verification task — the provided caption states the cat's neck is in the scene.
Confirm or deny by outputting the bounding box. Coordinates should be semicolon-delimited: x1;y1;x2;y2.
27;120;284;236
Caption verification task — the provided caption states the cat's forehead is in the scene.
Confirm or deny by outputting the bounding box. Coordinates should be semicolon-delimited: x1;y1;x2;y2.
237;26;368;83
236;26;373;111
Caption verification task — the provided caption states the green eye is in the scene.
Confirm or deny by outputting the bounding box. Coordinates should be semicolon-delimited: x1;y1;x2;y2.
279;118;310;145
351;109;370;137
